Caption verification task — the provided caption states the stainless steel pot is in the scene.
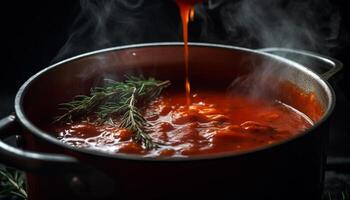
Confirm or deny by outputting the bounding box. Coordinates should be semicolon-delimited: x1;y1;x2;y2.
0;43;342;200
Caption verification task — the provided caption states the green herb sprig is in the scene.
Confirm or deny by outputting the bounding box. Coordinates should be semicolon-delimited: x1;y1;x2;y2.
0;166;27;199
55;76;170;149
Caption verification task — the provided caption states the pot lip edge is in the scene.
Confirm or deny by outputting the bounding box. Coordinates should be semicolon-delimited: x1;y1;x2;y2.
13;42;336;162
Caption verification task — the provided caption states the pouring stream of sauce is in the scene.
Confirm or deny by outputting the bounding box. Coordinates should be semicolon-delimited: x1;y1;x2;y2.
176;0;202;106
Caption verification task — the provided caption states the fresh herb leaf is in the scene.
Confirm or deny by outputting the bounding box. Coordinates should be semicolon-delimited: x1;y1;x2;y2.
0;166;27;199
55;76;170;149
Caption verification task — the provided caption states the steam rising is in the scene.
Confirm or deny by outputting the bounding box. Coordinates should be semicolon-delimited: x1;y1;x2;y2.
218;0;341;53
54;0;180;62
55;0;341;61
54;0;343;96
200;0;342;100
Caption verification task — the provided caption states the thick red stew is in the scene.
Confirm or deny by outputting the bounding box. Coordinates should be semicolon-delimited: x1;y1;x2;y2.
52;90;317;157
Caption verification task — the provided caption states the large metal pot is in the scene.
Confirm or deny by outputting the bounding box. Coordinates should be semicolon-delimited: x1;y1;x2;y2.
0;43;342;200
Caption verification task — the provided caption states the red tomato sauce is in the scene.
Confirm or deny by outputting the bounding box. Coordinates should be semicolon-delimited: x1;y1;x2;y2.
52;90;315;157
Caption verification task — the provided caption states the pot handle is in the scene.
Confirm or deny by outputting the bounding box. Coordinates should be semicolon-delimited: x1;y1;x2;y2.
1;115;118;198
258;48;343;80
0;114;79;173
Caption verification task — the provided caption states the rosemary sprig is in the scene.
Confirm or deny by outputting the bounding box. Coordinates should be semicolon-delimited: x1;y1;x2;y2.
119;87;156;149
55;76;170;149
0;166;27;199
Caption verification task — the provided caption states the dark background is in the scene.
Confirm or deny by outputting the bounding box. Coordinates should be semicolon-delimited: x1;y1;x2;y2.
1;0;350;199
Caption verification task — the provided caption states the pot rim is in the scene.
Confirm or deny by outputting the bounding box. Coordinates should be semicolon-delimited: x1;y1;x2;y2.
14;42;336;162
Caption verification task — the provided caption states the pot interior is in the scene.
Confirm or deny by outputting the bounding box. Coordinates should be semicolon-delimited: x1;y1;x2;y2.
19;44;332;144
